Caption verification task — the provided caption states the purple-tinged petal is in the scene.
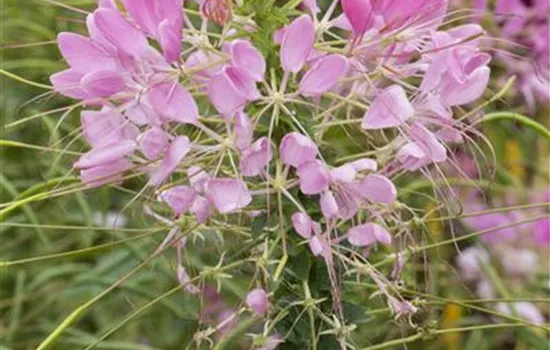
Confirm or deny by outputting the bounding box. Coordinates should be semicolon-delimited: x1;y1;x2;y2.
441;66;490;106
93;8;151;58
246;288;269;315
149;136;191;186
357;174;397;204
160;185;197;215
396;142;429;171
188;166;210;193
362;85;414;130
280;15;315;73
81;109;130;148
206;178;252;213
291;212;313;239
240;137;272;177
341;0;373;36
146;82;199;125
309;236;324;256
229;39;266;82
297;160;330;195
80;158;132;187
320;191;339;219
50;69;89;100
347;223;391;247
234;111;253;150
208;68;249;117
410;123;447;163
280;132;318;168
75;140;136;169
122;0;159;35
190;195;210;223
225;66;260;100
57;32;117;74
81;70;126;98
138;127;169;160
299;54;348;96
330;164;356;183
349;158;377;172
158;19;182;62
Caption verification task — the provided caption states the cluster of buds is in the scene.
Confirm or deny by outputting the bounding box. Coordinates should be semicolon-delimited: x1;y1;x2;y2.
49;0;496;345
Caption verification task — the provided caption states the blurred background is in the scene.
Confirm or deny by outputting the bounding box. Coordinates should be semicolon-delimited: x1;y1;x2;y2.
0;0;548;349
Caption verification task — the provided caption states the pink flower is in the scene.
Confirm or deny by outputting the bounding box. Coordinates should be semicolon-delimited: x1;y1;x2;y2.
246;288;269;315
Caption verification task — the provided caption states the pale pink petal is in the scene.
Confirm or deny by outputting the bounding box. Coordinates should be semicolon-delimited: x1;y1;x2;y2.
148;136;191;186
122;0;159;35
93;8;151;57
410;123;447;163
208;68;249;117
330;164;356;183
188;166;210;193
50;69;89;100
357;175;397;204
75;140;136;169
138;127;169;160
125;102;158;126
81;109;130;148
362;85;414;130
347;223;390;247
229;39;266;81
146;82;199;125
320;191;339;219
309;236;324;256
158;19;182;62
190;195;210;223
396;142;429;171
291;212;313;239
81;70;126;97
206;178;252;213
240;137;272;177
80;158;132;187
349;158;378;172
441;66;490;106
280;15;315;73
246;288;269;315
57;32;117;73
234;111;253;150
341;0;373;36
280;132;318;168
299;54;348;96
160;185;197;215
297;160;330;195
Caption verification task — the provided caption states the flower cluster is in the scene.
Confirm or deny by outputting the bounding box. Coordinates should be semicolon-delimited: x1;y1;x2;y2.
49;0;496;346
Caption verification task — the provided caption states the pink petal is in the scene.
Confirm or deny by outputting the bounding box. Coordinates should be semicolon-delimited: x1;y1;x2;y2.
234;111;253;150
239;137;272;177
280;15;315;73
160;185;197;215
229;39;266;82
206;178;252;213
80;158;132;187
122;0;159;35
158;19;182;62
362;85;414;130
320;191;339;219
81;70;126;98
57;32;117;74
190;195;210;223
93;8;151;58
308;236;324;256
347;223;391;247
81;109;129;148
297;160;330;195
441;66;490;106
299;54;348;96
146;82;198;125
246;288;269;315
50;69;89;100
280;132;318;168
188;166;210;193
341;0;373;36
291;212;313;239
148;136;191;186
330;164;356;183
138;127;169;160
208;67;250;117
349;158;378;172
357;175;397;204
396;142;429;171
75;140;136;169
410;123;447;163
125;102;158;126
